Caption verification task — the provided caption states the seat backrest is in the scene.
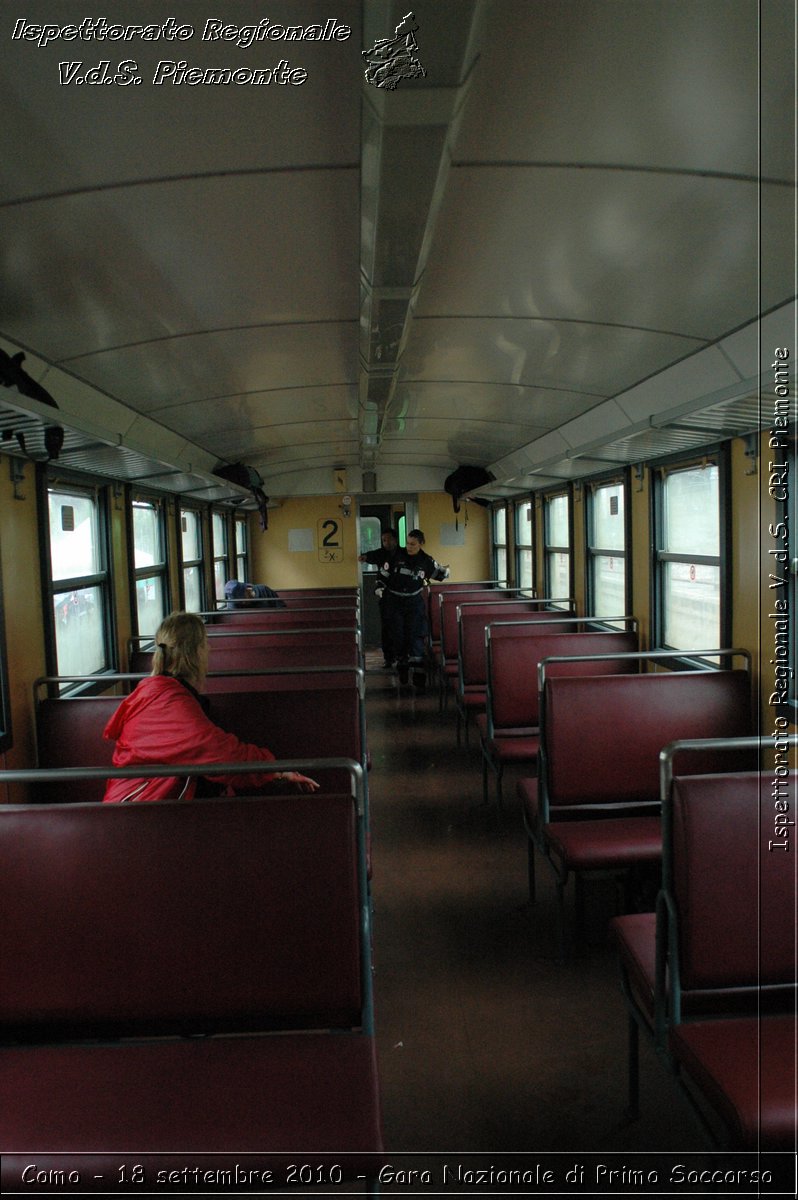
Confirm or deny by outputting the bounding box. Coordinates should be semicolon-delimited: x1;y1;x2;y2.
36;675;363;800
132;642;359;675
36;697;120;801
458;607;569;687
277;588;359;599
212;608;359;628
431;587;501;644
544;670;752;810
278;595;359;608
209;684;362;791
206;628;357;649
428;581;498;632
488;629;637;730
440;597;538;662
671;772;797;992
0;794;361;1038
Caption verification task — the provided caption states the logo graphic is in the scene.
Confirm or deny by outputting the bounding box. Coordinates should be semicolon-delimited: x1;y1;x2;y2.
362;11;426;90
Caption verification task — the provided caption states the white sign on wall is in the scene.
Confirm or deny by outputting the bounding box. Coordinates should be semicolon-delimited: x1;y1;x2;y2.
439;523;466;547
288;528;314;552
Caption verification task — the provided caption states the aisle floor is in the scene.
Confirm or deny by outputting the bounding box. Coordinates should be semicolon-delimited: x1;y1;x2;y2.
363;663;706;1157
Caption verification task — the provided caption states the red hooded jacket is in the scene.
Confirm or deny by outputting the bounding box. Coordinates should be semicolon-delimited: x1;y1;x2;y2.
102;675;276;803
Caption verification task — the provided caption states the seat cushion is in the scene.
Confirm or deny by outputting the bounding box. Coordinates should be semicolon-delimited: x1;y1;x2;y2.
1;1033;383;1164
610;915;792;1026
544;815;662;870
486;735;539;764
669;1014;797;1149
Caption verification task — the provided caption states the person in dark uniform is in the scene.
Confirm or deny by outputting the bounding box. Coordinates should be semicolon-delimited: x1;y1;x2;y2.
379;529;448;688
358;529;398;667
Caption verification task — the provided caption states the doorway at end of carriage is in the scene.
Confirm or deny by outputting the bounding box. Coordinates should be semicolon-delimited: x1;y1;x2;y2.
356;498;415;651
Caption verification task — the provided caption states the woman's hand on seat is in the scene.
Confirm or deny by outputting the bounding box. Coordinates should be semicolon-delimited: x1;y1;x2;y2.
280;771;320;792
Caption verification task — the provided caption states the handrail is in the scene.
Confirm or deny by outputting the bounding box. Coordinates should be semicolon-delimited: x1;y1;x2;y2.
0;754;362;793
213;598;360;609
428;579;513;587
659;733;798;805
538;647;752;692
486;614;637;640
456;597;573;614
204;604;358;617
34;665;366;706
127;625;360;652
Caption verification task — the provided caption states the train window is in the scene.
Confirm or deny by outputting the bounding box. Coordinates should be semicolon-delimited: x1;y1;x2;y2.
179;507;205;613
234;516;249;583
586;480;627;618
653;457;727;654
514;499;534;592
544;491;572;605
212;511;230;603
492;505;507;585
46;484;114;681
130;498;169;636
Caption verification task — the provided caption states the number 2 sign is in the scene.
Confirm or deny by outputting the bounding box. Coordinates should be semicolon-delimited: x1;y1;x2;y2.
317;518;343;562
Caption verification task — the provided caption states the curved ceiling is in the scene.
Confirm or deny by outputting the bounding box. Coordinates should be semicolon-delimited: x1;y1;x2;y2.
1;0;795;503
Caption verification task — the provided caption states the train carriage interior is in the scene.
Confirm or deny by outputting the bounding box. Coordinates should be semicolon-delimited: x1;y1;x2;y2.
0;0;796;1188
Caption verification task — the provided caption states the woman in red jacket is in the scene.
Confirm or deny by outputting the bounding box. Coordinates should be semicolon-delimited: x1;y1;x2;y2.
103;612;318;802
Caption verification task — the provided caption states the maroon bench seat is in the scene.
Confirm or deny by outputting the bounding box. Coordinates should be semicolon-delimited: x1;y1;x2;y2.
532;660;753;957
432;588;517;702
436;591;544;711
206;626;357;645
427;580;501;643
35;670;365;804
273;587;360;605
613;757;796;1147
454;604;570;746
210;606;360;629
545;814;662;869
130;638;360;676
480;625;637;806
0;791;382;1181
668;1016;796;1150
272;594;359;608
2;1035;382;1185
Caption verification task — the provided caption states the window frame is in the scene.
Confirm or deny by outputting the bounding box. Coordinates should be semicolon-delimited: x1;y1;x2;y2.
234;514;249;585
543;488;573;605
491;503;508;586
178;504;206;614
127;491;171;637
651;446;731;662
514;496;535;594
584;471;631;619
39;469;117;689
211;508;232;606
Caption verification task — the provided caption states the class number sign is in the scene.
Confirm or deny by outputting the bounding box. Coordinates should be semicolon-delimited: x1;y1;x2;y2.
317;518;343;562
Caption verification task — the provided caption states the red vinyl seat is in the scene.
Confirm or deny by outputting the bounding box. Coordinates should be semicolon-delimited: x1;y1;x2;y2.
613;763;796;1147
0;792;383;1185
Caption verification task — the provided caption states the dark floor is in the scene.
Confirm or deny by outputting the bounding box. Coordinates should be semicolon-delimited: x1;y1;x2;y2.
363;659;707;1164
